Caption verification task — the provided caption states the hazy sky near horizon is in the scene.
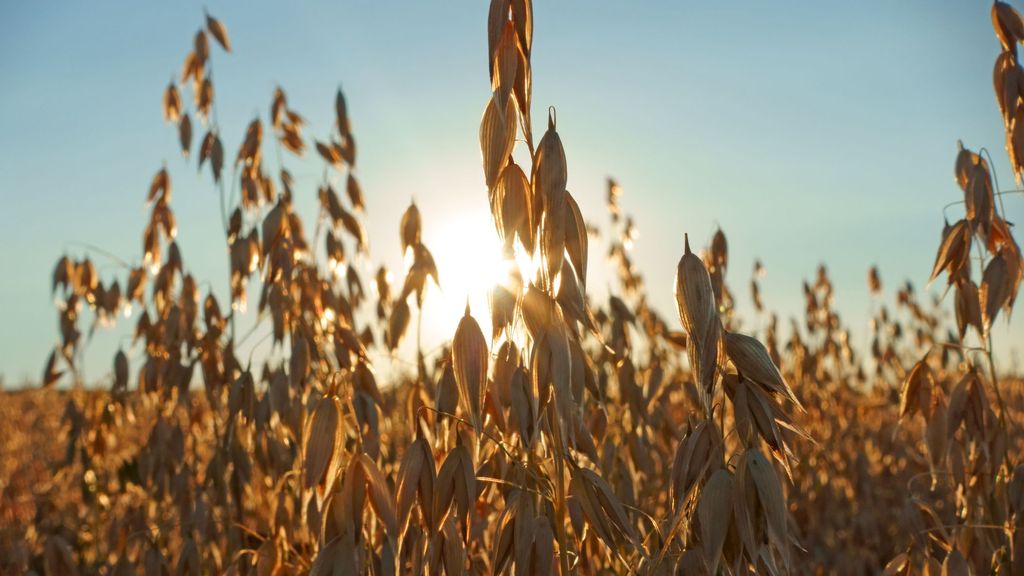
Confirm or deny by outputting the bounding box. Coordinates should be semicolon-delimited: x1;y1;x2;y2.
1;1;1022;384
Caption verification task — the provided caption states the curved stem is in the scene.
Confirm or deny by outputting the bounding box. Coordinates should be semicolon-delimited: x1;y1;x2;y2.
941;189;1024;220
65;242;132;270
416;405;518;465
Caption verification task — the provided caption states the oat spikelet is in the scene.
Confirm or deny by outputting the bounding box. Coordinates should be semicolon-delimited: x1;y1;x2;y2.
205;13;232;52
675;233;720;416
452;305;488;434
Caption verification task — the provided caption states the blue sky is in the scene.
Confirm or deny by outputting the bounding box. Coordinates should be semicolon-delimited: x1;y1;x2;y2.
0;1;1021;384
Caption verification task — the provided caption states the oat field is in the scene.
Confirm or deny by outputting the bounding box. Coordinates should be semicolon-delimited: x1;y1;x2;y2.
2;2;1024;575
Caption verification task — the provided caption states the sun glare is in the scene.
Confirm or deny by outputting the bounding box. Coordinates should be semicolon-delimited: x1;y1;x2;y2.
422;213;510;344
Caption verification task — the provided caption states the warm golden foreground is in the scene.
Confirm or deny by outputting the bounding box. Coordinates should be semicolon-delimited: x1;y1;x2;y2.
2;371;1023;574
6;2;1024;575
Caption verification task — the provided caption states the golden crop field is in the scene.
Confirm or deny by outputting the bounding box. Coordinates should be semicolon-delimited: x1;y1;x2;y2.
2;2;1024;575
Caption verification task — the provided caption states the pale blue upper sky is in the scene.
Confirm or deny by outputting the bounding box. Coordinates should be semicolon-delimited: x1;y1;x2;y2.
1;1;1021;384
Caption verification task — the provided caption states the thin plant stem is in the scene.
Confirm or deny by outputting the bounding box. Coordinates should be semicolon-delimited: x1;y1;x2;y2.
66;242;132;270
971;231;1012;473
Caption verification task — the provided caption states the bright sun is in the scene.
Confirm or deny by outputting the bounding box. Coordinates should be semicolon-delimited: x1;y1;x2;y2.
421;212;510;345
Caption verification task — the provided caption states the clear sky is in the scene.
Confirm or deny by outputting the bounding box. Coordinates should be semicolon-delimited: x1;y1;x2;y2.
0;1;1021;385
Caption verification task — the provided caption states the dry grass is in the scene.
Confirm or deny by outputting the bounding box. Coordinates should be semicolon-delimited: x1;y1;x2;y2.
5;2;1024;574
